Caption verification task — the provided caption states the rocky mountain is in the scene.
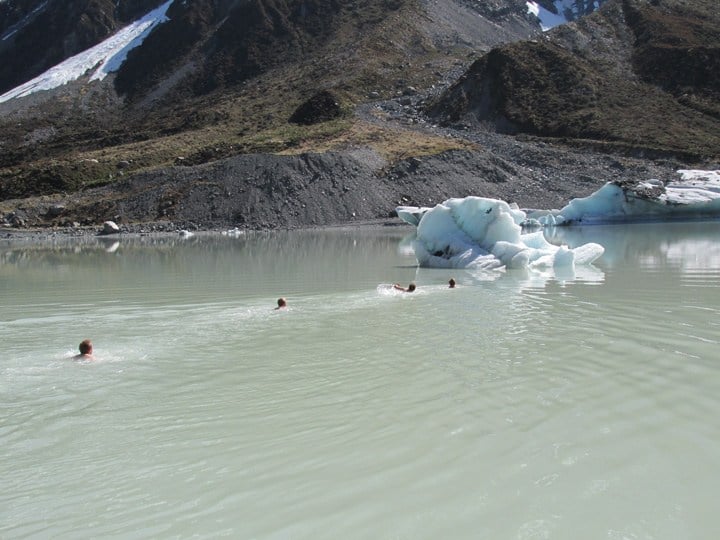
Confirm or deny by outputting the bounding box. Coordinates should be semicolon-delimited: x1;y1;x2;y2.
0;0;718;230
0;0;539;197
533;0;609;23
427;0;720;160
0;0;539;102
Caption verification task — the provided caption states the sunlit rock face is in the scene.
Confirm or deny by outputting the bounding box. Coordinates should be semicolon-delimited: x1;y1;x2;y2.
402;197;604;269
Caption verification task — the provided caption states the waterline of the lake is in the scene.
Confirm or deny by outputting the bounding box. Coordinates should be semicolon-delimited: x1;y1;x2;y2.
2;223;719;539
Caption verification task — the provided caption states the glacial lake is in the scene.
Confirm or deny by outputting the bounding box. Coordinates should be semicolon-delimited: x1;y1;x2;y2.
2;222;719;539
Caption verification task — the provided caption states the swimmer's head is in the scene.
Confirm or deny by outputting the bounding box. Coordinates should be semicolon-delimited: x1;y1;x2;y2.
277;297;287;308
407;283;416;292
448;278;456;288
79;339;93;355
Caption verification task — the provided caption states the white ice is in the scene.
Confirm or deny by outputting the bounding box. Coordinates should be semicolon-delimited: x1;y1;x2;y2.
0;0;173;104
526;1;572;31
405;196;604;269
526;1;603;31
397;169;720;270
534;170;720;225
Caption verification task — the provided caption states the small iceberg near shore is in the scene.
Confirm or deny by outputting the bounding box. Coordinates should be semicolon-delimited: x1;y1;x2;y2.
400;196;604;269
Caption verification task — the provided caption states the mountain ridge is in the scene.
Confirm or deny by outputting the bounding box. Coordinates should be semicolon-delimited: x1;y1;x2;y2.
0;0;718;230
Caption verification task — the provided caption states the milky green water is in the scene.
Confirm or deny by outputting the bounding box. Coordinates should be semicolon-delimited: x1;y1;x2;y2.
2;223;719;539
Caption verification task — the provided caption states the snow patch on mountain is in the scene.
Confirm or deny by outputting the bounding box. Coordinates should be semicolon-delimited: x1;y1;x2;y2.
527;1;602;31
0;0;173;103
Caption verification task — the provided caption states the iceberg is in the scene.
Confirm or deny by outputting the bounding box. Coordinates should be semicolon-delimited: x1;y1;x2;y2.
402;196;604;269
532;170;720;226
396;169;720;270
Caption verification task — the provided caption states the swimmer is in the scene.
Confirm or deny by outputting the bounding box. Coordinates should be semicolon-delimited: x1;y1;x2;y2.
73;339;95;361
275;297;287;310
448;278;456;288
393;282;416;292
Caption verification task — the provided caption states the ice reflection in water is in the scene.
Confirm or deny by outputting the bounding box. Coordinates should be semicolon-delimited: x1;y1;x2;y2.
1;224;720;539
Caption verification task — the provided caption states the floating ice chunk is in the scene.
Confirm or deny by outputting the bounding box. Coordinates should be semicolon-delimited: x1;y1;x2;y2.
398;171;718;267
549;182;626;225
492;241;531;269
552;245;575;267
405;197;603;269
666;170;720;204
535;170;720;225
450;197;526;246
570;242;606;265
416;201;470;256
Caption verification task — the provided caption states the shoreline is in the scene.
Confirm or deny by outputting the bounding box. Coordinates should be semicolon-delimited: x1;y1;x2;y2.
0;217;413;243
